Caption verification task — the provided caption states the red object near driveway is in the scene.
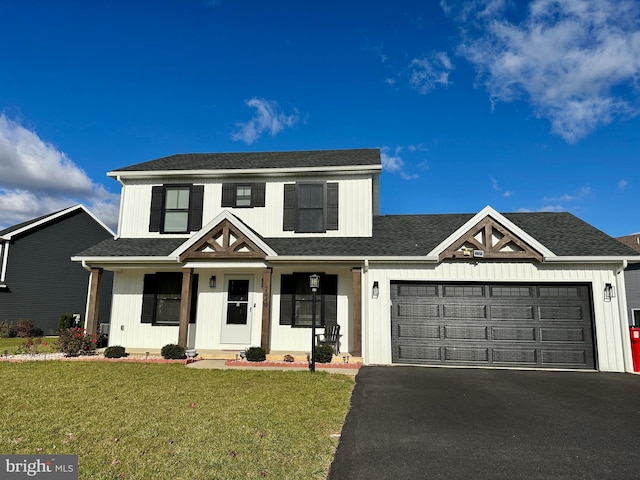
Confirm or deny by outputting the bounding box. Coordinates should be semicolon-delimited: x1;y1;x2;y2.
630;328;640;372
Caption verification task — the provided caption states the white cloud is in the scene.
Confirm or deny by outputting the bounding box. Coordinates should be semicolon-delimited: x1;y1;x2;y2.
231;98;299;145
490;176;514;197
618;179;628;190
445;0;640;142
0;114;119;230
380;146;419;180
543;184;591;203
409;51;455;94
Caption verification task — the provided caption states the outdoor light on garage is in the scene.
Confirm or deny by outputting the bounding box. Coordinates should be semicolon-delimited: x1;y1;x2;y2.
604;283;616;302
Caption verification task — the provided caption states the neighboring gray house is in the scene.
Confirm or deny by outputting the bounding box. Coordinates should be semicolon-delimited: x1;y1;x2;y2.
0;205;114;334
617;233;640;327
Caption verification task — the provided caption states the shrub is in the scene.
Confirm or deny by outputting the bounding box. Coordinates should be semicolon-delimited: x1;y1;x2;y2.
161;344;186;360
245;346;266;362
0;320;16;338
58;327;97;356
314;345;334;364
96;333;109;348
104;346;128;358
15;319;39;338
58;313;76;331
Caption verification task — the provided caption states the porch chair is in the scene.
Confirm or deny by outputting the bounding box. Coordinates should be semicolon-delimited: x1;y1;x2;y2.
315;324;341;354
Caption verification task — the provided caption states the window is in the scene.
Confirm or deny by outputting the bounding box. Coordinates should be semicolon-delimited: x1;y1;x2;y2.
164;186;190;232
149;184;204;233
283;182;338;233
633;309;640;327
279;273;337;327
141;272;199;325
221;183;265;208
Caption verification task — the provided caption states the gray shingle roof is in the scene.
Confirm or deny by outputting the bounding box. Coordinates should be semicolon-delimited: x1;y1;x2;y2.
74;211;638;259
112;149;381;172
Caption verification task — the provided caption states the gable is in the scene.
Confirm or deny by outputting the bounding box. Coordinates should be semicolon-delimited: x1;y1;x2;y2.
177;216;272;261
439;215;544;262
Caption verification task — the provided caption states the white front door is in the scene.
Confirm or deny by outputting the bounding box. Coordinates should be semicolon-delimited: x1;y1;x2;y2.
220;275;253;345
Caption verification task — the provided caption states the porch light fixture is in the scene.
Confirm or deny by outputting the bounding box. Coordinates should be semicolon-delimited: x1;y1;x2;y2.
604;283;616;302
372;281;379;299
209;275;216;288
309;274;320;373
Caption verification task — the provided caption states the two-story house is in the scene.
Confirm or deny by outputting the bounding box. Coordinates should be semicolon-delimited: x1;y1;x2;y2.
73;148;640;372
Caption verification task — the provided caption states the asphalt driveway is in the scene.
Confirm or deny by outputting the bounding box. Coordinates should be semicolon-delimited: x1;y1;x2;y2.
329;366;640;480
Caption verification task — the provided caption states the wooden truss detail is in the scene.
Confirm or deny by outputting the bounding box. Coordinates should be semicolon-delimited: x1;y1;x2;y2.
440;216;543;262
179;219;266;261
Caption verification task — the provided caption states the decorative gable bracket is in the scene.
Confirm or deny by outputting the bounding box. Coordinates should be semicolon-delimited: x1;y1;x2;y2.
440;216;543;262
179;219;267;261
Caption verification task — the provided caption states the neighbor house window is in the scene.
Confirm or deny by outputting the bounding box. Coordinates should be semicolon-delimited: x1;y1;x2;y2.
221;183;266;208
633;309;640;327
279;273;337;327
141;272;198;325
283;182;338;233
149;184;204;233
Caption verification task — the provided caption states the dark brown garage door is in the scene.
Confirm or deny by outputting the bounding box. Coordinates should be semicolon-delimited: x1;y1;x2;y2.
391;282;595;369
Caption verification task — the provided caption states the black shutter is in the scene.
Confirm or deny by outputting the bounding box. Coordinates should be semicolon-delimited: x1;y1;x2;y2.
326;183;339;230
252;182;266;207
189;185;204;231
221;183;235;207
141;274;158;323
283;184;296;231
149;186;164;232
279;274;295;325
322;274;338;326
189;274;199;324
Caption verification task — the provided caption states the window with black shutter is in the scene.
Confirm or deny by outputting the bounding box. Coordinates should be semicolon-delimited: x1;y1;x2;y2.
221;183;266;208
148;184;204;233
282;182;338;233
141;273;199;325
279;273;337;327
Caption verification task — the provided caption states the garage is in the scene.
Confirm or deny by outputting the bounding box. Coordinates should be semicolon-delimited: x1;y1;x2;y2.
391;281;595;369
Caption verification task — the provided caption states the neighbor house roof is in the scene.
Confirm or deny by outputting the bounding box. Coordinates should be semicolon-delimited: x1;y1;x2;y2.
109;148;382;174
74;211;638;260
616;233;640;253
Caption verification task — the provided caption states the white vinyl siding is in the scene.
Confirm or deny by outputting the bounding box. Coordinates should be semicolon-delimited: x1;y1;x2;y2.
363;261;629;372
117;175;373;238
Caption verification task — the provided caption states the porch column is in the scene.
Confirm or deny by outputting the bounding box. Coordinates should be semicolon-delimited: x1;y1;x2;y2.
177;268;193;348
261;268;272;353
85;268;103;335
351;267;362;357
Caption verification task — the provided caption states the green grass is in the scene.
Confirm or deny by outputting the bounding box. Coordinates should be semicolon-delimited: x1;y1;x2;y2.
0;336;59;354
0;361;354;479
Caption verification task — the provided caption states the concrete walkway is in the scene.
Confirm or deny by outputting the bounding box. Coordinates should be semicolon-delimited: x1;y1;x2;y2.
186;358;360;375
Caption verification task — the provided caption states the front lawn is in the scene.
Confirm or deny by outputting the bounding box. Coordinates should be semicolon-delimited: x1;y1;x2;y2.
0;362;354;479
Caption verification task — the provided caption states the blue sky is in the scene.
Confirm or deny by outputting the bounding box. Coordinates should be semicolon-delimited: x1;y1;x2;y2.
0;0;638;237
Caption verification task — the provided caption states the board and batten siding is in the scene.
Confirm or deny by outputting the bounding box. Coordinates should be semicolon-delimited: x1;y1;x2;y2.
117;175;373;238
269;268;352;353
363;261;629;372
108;269;265;350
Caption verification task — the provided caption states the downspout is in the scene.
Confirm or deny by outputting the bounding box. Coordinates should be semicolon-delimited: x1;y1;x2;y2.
362;259;369;363
615;260;632;372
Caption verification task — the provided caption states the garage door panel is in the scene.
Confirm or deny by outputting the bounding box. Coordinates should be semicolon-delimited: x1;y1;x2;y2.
444;325;488;340
539;306;584;320
443;305;487;318
396;323;440;339
540;327;586;342
492;326;536;342
445;346;489;363
391;282;595;369
493;348;537;364
491;305;534;319
397;303;439;318
398;344;441;362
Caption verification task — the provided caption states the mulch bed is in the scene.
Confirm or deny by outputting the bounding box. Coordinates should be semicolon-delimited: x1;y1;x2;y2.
224;359;362;369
